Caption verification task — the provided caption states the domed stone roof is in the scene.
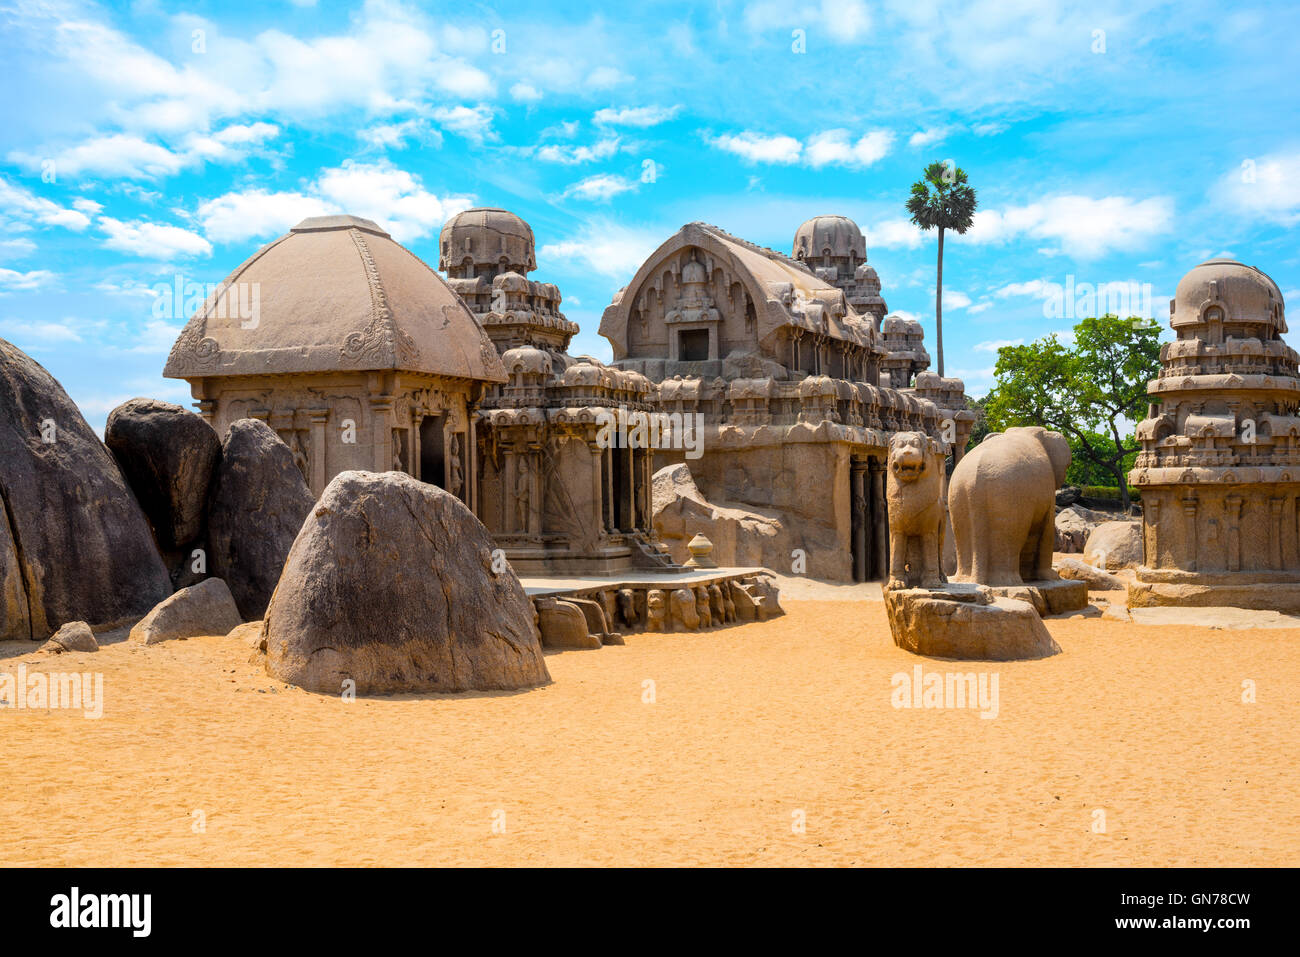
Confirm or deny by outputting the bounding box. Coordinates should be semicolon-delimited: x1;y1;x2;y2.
1172;258;1286;332
440;207;537;276
164;215;506;383
501;345;552;377
793;214;866;262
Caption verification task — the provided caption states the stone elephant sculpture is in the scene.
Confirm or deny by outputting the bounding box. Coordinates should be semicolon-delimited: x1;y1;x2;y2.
949;426;1071;586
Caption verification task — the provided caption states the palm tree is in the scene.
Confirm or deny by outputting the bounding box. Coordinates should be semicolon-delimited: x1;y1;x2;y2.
906;161;977;377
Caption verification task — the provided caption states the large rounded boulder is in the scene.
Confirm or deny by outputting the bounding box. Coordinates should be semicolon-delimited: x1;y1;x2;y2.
105;398;221;552
207;419;316;620
264;470;550;695
0;338;172;640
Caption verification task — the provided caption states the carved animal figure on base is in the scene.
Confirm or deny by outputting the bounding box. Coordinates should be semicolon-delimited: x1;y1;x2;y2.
885;431;947;590
949;426;1071;586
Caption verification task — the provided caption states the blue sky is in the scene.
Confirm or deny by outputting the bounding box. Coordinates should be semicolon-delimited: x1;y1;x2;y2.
2;0;1299;434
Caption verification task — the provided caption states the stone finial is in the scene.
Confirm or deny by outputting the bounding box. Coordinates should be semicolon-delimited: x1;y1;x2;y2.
685;533;718;568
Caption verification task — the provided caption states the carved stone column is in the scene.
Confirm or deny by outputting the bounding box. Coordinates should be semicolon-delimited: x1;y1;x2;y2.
307;408;330;497
1226;494;1243;572
869;456;888;580
851;460;868;582
1270;497;1284;568
369;396;393;473
1181;493;1198;572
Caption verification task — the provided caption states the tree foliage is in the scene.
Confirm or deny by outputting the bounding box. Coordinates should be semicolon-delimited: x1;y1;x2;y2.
983;314;1162;510
906;161;977;378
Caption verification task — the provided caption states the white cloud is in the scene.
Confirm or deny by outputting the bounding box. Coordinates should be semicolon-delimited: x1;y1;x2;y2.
12;133;186;180
710;131;802;165
968;300;994;314
98;217;213;259
564;174;637;202
744;0;873;43
864;217;924;249
539;220;663;281
11;123;279;180
1218;151;1300;225
937;289;972;310
510;82;543;103
585;66;630;89
0;269;58;292
431;105;495;143
197;190;333;244
182;122;280;163
197;160;473;244
805;129;894;169
358;119;441;150
593;105;681;127
908;126;952;148
536;138;621;164
0;178;93;231
0;238;38;262
711;129;893;168
0;317;82;341
961;195;1174;258
974;338;1023;352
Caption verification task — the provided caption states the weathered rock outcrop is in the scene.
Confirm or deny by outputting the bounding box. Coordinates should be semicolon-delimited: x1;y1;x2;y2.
39;621;98;654
652;463;782;567
884;584;1061;660
1084;521;1143;570
207;419;315;620
130;578;243;645
264;471;550;694
105;398;221;552
0;337;171;640
1053;556;1125;591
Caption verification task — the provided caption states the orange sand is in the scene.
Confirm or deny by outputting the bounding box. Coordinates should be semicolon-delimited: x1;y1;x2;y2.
1;598;1296;867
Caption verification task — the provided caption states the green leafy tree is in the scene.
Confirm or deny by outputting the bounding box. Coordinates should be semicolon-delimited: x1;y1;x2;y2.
907;160;978;377
983;315;1162;511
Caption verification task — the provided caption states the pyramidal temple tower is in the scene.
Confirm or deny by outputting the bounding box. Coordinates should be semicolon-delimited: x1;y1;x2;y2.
1129;258;1300;610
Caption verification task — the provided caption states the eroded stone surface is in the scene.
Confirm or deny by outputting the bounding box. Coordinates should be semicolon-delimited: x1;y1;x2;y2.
207;419;316;621
884;584;1060;660
264;471;549;695
130;578;243;645
0;337;171;641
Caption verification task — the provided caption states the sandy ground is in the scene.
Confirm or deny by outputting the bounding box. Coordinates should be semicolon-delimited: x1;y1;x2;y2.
1;591;1296;867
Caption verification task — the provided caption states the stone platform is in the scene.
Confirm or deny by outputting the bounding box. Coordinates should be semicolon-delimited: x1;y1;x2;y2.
521;567;783;650
884;583;1061;661
980;578;1088;616
1128;574;1300;614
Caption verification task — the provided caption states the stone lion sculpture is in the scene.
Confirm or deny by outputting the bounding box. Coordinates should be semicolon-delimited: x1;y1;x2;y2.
949;426;1071;586
885;431;947;589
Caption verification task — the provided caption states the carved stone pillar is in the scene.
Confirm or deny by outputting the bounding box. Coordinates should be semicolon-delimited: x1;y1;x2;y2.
589;439;605;540
1181;493;1198;572
307;408;330;497
503;445;517;534
869;457;888;580
1226;494;1243;572
369;396;393;473
851;460;868;582
1270;497;1284;568
1145;498;1161;568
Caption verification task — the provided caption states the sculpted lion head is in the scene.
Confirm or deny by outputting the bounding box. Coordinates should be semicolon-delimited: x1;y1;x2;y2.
888;431;931;483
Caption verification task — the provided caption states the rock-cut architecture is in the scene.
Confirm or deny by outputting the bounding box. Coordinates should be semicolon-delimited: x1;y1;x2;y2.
1129;258;1300;610
439;208;669;574
164;214;507;503
600;215;973;580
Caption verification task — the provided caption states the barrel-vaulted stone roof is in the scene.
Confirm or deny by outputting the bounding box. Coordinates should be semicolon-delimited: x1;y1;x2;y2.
164;214;506;383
